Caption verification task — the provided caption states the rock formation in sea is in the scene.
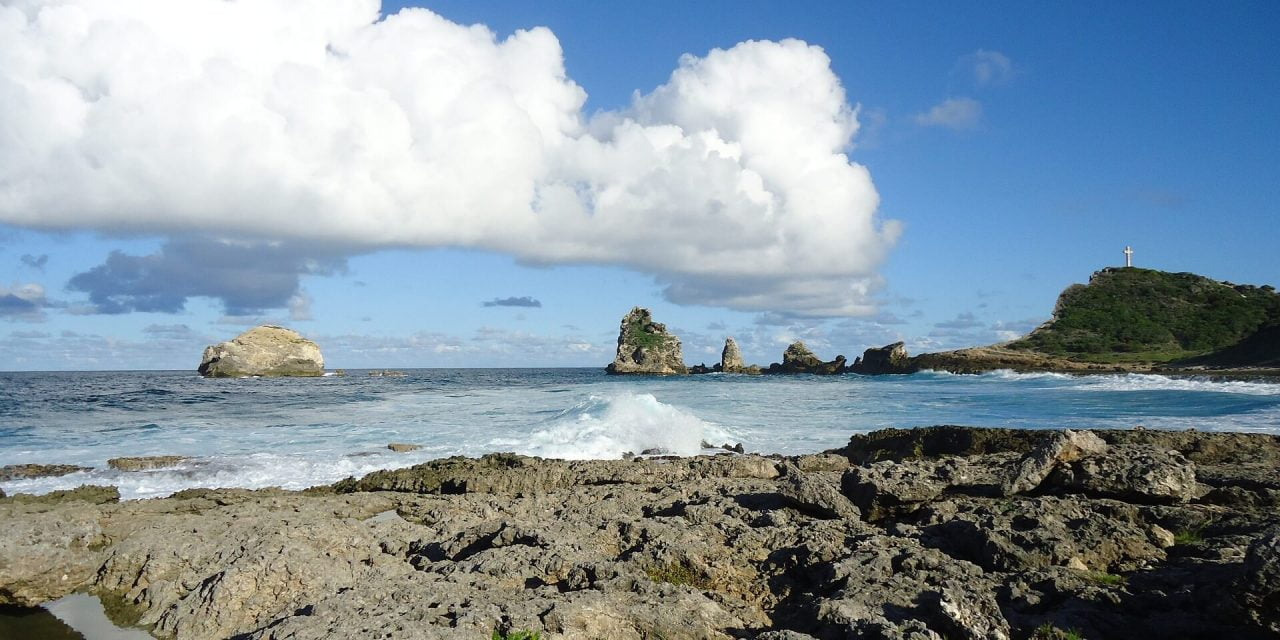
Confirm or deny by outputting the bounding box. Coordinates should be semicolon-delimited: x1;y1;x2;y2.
197;325;325;378
605;308;688;375
717;337;762;374
848;342;913;374
2;426;1278;638
766;341;845;375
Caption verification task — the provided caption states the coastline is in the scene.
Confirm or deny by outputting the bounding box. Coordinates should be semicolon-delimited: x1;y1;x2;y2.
2;426;1278;639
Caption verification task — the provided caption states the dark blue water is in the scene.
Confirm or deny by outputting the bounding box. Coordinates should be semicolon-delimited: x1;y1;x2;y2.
1;368;1277;499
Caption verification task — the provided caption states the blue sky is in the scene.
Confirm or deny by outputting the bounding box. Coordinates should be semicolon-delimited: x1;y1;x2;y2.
1;0;1277;370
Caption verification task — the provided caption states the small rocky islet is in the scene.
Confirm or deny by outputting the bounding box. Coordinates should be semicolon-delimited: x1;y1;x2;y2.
2;426;1279;639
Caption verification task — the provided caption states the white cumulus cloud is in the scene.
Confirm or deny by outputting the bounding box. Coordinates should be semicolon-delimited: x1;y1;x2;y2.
0;0;899;316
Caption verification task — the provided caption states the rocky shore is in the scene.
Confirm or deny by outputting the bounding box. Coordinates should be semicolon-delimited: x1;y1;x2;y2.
2;426;1278;639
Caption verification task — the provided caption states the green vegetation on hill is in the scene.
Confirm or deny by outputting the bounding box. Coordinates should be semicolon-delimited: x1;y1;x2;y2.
1007;268;1280;364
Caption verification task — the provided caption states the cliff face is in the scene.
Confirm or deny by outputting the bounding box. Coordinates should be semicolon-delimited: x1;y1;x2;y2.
198;325;324;377
605;308;688;375
849;342;912;374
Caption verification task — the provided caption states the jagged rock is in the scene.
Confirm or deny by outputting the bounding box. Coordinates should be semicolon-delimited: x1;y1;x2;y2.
107;455;189;471
848;341;914;374
766;341;845;375
836;426;1047;463
918;496;1167;572
1;428;1278;639
1004;429;1109;495
0;463;92;481
1239;526;1280;632
605;308;688;375
1044;445;1199;504
198;325;324;378
387;443;421;453
717;337;761;374
841;455;1016;520
776;463;861;520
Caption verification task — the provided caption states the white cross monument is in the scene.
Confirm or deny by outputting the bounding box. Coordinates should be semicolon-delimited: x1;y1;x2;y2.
1124;246;1133;268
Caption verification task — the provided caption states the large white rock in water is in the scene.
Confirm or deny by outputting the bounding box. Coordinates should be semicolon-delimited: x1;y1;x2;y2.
198;325;324;377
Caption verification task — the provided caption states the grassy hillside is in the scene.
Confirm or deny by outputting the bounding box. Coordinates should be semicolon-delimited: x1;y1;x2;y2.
1007;268;1280;364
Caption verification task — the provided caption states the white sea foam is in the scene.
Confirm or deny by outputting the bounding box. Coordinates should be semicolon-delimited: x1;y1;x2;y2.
1074;374;1280;396
523;393;736;460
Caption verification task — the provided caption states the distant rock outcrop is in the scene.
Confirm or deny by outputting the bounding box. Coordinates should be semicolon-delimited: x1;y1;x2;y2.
849;342;913;374
718;338;761;374
766;341;845;375
198;325;325;378
605;308;688;375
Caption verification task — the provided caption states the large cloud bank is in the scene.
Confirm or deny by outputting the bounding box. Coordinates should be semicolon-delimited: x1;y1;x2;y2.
0;0;899;315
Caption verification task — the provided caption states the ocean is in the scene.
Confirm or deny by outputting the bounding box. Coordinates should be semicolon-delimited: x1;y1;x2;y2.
2;368;1278;500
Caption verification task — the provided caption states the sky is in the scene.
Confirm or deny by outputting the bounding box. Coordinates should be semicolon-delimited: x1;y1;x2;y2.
1;0;1277;371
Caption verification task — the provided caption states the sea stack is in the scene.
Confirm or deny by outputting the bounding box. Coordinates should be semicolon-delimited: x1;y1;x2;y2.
719;338;761;374
767;341;846;375
198;325;324;378
849;342;913;374
605;308;687;375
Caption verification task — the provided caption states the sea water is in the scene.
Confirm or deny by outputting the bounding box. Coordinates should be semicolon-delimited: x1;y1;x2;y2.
1;368;1278;500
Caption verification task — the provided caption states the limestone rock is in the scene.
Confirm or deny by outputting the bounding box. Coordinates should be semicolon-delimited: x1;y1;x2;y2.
766;341;845;375
776;463;861;520
387;443;421;453
717;337;761;374
605;308;688;375
107;455;189;471
0;463;92;481
849;342;914;374
1044;445;1198;504
1003;429;1109;495
1239;526;1280;632
198;325;324;378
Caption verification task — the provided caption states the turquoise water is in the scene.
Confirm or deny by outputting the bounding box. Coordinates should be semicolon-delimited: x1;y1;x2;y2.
1;368;1277;499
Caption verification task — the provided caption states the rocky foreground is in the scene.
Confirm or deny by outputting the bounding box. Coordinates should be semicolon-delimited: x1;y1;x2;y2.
2;427;1279;640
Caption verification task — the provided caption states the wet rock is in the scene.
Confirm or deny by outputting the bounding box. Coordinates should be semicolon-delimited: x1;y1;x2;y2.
0;463;92;481
837;425;1046;464
605;307;688;375
198;325;324;377
1003;429;1108;495
107;456;189;471
368;369;407;377
387;443;421;453
1044;445;1199;504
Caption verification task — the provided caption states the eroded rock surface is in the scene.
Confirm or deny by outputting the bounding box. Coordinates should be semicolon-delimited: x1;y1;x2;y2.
766;341;846;375
719;337;761;374
849;341;913;374
2;427;1278;639
197;325;324;378
605;307;688;375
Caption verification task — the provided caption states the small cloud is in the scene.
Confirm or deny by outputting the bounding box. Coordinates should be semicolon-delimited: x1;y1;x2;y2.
288;291;314;321
934;311;983;330
20;254;48;272
955;49;1013;87
142;324;197;340
0;283;51;322
1132;189;1188;209
914;97;982;130
9;330;49;339
706;321;728;331
482;296;542;308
